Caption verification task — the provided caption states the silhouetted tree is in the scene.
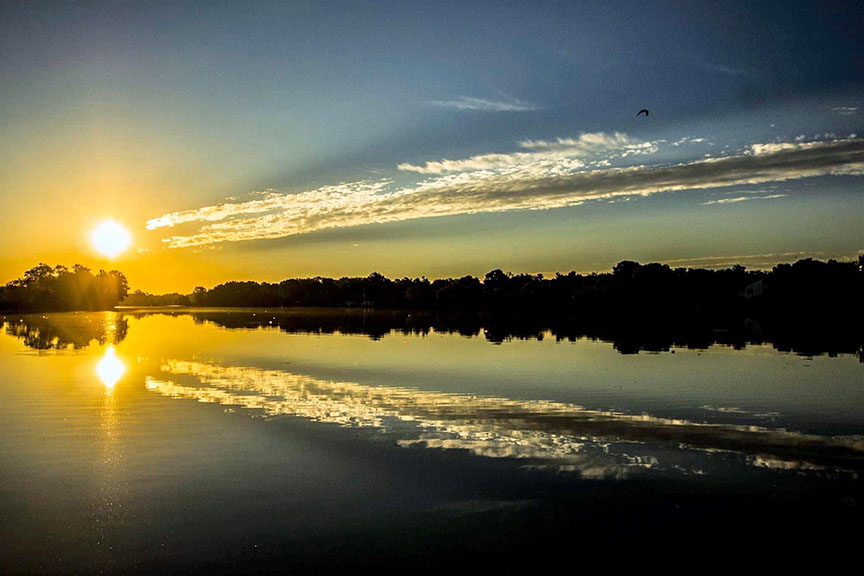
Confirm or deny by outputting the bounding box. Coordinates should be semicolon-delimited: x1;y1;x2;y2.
0;264;128;311
109;258;860;325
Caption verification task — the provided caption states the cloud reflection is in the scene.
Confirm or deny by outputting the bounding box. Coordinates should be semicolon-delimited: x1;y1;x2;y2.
145;360;864;476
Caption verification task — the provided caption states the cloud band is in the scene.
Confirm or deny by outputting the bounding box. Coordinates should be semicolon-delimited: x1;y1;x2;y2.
146;137;864;248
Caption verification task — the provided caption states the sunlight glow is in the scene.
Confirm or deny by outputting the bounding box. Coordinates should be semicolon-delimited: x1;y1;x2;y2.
91;220;131;258
97;346;125;389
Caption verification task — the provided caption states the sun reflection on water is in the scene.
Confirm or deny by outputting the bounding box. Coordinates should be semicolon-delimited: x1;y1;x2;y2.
96;346;125;389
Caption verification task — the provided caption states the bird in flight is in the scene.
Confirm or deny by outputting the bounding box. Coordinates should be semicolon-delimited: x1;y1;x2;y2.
637;109;649;117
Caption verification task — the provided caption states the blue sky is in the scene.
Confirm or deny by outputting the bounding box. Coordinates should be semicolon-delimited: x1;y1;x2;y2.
0;1;861;291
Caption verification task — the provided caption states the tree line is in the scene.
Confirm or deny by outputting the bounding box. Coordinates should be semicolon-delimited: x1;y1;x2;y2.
124;256;862;323
2;258;861;322
0;264;128;311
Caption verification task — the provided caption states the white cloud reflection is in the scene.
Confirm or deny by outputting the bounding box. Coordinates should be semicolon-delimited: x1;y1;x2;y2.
145;360;864;476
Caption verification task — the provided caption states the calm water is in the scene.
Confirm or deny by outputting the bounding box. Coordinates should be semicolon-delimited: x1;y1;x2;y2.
1;310;862;573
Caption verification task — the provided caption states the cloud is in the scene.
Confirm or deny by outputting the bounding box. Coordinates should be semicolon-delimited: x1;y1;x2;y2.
700;405;780;418
694;59;750;76
146;188;290;230
397;132;653;174
146;181;392;231
428;95;540;112
831;106;858;116
146;136;864;248
747;139;847;155
517;132;636;151
660;251;861;270
701;193;786;205
671;137;708;147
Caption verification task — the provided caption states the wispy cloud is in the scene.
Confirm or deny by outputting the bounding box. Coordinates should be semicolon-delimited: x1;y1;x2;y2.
147;136;864;248
702;193;786;205
146;182;391;231
428;95;540;112
747;139;852;155
694;59;750;76
661;251;861;270
398;132;655;174
671;137;708;147
831;106;858;116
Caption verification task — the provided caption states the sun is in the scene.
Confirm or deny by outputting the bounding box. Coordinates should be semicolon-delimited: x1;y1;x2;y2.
91;220;131;258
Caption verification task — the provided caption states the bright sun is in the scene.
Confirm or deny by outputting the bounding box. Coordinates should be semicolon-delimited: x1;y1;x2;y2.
92;220;131;258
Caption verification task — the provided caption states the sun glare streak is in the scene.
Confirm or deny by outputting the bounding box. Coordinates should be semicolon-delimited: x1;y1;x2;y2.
97;346;125;389
91;220;131;258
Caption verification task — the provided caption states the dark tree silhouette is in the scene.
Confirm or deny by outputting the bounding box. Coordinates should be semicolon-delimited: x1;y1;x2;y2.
0;264;128;311
114;257;861;324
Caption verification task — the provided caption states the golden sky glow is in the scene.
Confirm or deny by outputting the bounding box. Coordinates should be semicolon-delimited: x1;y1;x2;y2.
0;3;860;294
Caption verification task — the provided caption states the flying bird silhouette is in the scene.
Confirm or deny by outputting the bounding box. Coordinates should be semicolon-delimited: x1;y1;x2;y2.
637;109;649;117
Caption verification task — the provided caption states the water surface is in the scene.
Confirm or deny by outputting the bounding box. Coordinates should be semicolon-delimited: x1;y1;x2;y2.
1;310;861;573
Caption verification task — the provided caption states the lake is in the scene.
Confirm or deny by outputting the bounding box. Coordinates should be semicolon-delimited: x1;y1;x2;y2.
1;309;862;573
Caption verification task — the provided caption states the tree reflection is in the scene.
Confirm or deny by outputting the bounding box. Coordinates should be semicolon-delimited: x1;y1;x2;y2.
2;313;128;350
123;308;862;359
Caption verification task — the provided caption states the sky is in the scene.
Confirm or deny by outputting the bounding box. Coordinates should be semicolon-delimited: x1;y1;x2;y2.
1;0;862;293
